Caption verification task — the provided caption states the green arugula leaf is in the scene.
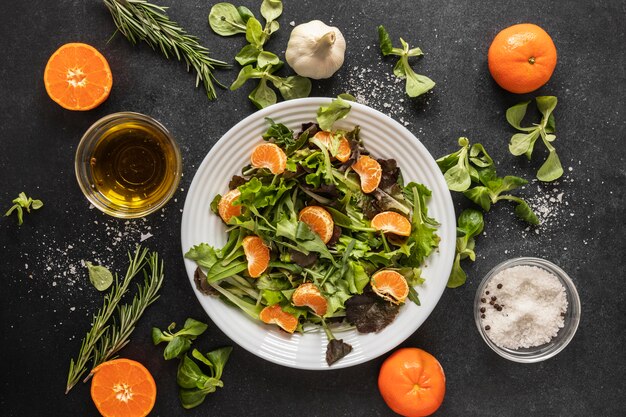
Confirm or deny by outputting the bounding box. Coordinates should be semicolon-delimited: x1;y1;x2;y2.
316;94;356;131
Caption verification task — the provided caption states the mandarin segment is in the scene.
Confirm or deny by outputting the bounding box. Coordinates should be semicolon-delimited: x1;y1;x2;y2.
259;304;298;333
371;211;412;236
44;43;113;111
242;235;270;278
292;282;328;316
298;206;335;244
352;155;382;193
218;188;242;223
250;143;287;174
90;358;156;417
488;23;557;94
371;270;409;304
313;131;352;162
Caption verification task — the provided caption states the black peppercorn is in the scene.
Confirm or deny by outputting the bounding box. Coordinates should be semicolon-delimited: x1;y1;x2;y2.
480;307;486;313
485;325;491;330
481;314;486;319
486;291;490;295
481;298;486;303
497;283;503;289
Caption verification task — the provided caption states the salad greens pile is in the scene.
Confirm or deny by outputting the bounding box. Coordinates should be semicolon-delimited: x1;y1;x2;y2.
186;99;440;365
507;96;563;182
209;0;311;108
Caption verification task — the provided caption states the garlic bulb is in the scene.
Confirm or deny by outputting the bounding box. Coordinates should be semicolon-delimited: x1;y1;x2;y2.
285;20;346;80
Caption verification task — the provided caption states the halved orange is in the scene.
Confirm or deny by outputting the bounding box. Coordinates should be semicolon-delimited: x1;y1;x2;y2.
90;358;156;417
352;156;382;193
371;270;409;304
259;304;298;333
242;235;270;278
313;131;351;163
371;211;412;236
44;43;113;111
250;143;287;174
292;282;328;316
218;188;242;223
298;206;334;244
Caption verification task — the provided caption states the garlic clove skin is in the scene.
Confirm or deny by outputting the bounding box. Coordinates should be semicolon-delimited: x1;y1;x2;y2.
286;20;346;80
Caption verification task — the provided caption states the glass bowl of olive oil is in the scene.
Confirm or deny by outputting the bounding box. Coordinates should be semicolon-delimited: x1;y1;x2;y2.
75;112;182;218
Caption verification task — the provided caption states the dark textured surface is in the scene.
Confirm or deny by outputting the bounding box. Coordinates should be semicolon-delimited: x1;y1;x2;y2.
1;0;625;416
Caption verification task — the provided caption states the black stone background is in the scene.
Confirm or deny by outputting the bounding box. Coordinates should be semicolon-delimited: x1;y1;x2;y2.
1;0;625;416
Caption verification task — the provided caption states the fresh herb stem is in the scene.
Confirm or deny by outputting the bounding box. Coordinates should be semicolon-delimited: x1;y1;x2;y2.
66;246;149;393
103;0;229;99
85;252;165;381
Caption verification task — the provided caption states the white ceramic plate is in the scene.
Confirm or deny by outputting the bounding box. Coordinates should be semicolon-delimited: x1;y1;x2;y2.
181;97;455;370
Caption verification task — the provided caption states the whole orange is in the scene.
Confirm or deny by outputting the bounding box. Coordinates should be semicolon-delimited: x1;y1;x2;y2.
488;23;557;94
378;348;446;417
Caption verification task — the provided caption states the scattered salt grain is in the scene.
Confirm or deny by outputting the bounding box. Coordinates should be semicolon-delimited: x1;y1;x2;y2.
480;265;567;349
140;232;153;242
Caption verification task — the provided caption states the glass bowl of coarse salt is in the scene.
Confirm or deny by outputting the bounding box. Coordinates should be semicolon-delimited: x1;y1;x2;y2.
474;257;581;363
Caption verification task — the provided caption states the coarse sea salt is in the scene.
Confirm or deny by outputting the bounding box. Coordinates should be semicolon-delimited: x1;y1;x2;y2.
479;265;568;350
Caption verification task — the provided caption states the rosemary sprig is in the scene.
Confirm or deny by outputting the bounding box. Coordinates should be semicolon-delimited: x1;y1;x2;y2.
103;0;229;99
86;252;164;380
65;246;149;394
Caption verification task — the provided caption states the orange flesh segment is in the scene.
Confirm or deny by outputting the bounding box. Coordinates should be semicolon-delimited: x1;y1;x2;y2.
218;188;242;223
250;143;287;174
298;206;334;244
242;235;270;278
371;270;409;304
259;304;298;333
371;211;412;236
352;155;382;194
292;282;328;316
313;131;352;162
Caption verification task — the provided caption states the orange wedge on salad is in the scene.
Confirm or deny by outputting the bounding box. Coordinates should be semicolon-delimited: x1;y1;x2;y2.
371;270;409;304
299;206;335;244
242;235;270;278
352;155;382;193
371;211;412;236
259;304;298;333
250;143;287;174
292;282;328;316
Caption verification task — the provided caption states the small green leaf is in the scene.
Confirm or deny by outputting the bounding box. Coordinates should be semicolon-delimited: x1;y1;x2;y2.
164;336;192;360
86;262;113;291
177;355;205;389
447;254;467;288
404;66;435;97
205;346;233;379
179;388;208;409
443;165;471;192
506;100;533;131
536;96;558;122
377;25;394;55
31;200;44;210
230;65;263;90
248;78;277;109
208;3;247;36
499;176;528;193
260;0;283;23
257;51;280;68
509;130;540;157
274;75;311;100
457;209;484;238
206;259;248;282
463;187;492;211
469;144;493;168
245;17;265;48
392;60;406;78
316;95;355;131
514;200;540;225
537;149;563;182
151;328;168;345
236;5;254;23
235;44;261;66
180;318;209;337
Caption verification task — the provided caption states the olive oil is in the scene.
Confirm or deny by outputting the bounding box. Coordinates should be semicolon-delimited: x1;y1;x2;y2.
89;121;178;211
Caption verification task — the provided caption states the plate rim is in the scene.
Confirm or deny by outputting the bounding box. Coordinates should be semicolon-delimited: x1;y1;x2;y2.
181;97;455;369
